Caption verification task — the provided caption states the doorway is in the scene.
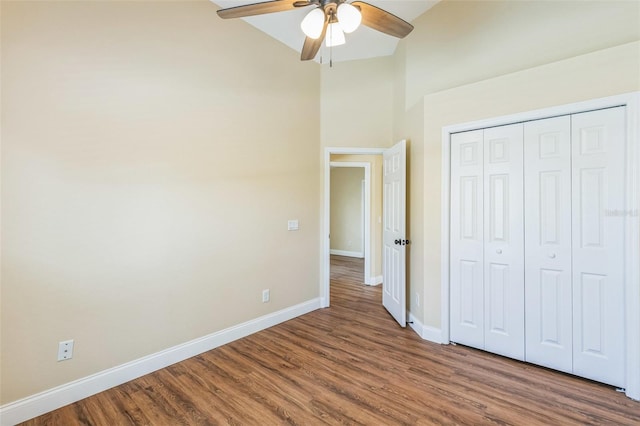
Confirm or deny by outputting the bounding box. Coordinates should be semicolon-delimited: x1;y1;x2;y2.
330;163;369;283
322;142;408;327
322;148;386;310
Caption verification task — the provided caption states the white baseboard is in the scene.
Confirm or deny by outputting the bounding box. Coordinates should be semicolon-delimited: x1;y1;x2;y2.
408;312;425;338
408;312;443;344
0;298;322;426
320;296;329;309
365;275;383;286
422;325;443;344
329;249;363;258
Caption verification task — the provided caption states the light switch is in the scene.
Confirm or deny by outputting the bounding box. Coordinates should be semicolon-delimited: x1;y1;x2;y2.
288;220;299;231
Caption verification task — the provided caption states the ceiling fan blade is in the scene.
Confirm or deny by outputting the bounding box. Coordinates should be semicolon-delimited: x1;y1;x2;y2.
217;0;303;19
301;18;328;61
294;0;318;6
351;1;414;39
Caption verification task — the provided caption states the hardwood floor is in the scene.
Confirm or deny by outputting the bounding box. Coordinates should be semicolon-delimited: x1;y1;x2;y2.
21;255;639;425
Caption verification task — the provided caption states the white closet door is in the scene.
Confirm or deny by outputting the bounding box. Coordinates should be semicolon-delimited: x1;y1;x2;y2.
524;116;573;373
483;124;525;360
571;107;626;387
450;130;485;349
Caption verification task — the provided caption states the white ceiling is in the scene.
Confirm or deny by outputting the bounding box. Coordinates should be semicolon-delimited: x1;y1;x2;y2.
212;1;439;63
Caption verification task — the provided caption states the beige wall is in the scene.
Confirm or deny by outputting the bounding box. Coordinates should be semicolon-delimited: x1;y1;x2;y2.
403;0;640;109
1;1;320;404
321;56;394;148
330;167;364;255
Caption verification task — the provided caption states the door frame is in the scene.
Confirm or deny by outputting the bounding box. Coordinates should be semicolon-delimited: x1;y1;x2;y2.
329;161;371;279
322;147;385;308
440;92;640;400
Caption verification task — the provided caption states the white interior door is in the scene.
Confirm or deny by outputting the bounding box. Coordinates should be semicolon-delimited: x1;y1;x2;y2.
382;140;407;327
524;116;573;373
571;107;626;387
450;130;485;349
483;124;525;360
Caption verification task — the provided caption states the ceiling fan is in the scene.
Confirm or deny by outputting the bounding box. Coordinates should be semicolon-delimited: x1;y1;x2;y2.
216;0;414;61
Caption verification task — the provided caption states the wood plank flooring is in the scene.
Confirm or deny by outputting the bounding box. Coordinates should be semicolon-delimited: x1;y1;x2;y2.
20;255;640;425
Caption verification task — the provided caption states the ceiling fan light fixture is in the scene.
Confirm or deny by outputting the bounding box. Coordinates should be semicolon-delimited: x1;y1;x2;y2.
325;22;345;47
301;8;325;39
216;0;415;62
337;3;362;33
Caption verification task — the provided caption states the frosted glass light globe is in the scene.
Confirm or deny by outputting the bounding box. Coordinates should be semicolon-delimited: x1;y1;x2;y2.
301;8;325;39
325;22;346;47
337;3;362;33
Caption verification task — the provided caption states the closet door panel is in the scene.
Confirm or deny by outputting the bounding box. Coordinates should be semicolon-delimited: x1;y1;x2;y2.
450;130;485;349
524;116;573;373
483;124;525;360
572;107;625;387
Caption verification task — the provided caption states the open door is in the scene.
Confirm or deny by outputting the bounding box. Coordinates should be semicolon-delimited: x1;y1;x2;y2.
382;140;407;327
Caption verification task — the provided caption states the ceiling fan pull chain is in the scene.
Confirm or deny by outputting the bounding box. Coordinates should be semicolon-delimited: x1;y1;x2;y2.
328;14;333;68
330;39;333;68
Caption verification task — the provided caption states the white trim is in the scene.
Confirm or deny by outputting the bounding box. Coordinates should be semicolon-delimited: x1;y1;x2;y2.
623;93;640;401
323;148;385;308
330;249;363;258
366;275;383;286
322;149;331;308
329;161;371;284
408;312;443;344
362;179;366;261
441;94;633;135
408;312;424;338
0;298;322;426
327;147;388;155
440;92;640;400
421;326;444;344
440;113;452;345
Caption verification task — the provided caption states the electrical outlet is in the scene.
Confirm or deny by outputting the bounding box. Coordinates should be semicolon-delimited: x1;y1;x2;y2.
57;340;74;361
262;289;270;303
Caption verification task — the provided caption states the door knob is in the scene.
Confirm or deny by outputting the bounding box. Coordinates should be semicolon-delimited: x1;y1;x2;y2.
549;253;556;259
496;249;502;254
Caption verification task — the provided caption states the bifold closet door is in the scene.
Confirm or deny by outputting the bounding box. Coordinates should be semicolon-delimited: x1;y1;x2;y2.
451;107;627;387
483;125;525;360
450;125;524;358
524;116;573;373
450;130;485;350
571;107;625;387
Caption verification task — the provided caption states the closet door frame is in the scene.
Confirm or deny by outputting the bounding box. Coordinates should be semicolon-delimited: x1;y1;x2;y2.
440;92;640;401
